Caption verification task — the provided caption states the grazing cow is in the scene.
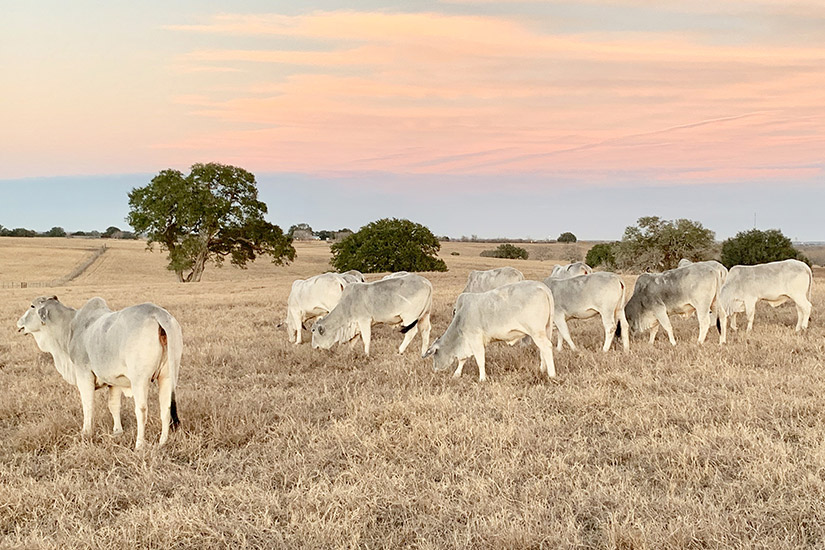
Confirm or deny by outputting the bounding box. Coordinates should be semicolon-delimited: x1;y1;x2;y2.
462;266;524;293
543;272;629;352
311;273;432;356
287;273;349;344
16;296;182;450
340;270;365;283
423;281;556;381
678;258;731;327
624;263;724;345
717;259;812;344
550;262;593;279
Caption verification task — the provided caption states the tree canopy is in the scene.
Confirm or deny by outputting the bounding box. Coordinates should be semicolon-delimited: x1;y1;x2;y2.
585;242;617;269
330;218;447;273
127;163;295;282
557;232;577;243
615;216;716;271
721;228;808;268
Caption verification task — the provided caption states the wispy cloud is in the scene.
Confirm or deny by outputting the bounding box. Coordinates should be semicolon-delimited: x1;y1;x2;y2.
157;9;825;184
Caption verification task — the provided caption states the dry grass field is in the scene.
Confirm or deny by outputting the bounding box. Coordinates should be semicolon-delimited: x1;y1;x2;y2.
1;237;824;549
0;239;104;284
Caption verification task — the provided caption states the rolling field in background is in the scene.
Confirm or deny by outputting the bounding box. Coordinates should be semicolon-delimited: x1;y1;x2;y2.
1;238;823;549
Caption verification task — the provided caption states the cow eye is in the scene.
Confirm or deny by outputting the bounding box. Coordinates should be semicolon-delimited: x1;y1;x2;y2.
318;326;325;336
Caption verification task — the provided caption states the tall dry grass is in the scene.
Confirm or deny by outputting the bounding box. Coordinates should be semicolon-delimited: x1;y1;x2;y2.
0;240;823;549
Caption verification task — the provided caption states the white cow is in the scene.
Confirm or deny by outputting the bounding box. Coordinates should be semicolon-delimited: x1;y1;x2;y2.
423;281;556;381
624;262;724;345
543;272;629;352
286;273;349;344
678;258;731;327
311;273;433;356
550;262;593;279
462;266;524;293
382;271;410;279
718;259;812;344
340;270;365;283
16;296;182;450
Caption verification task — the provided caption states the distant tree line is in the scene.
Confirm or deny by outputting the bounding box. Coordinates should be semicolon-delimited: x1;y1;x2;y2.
287;223;354;242
585;217;808;272
0;224;138;239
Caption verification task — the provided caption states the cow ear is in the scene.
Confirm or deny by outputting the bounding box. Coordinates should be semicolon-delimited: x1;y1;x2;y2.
422;344;438;359
50;295;58;302
38;305;49;324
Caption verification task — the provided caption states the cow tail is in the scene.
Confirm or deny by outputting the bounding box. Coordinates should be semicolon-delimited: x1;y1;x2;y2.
155;311;182;430
807;266;813;302
614;279;626;339
540;283;555;336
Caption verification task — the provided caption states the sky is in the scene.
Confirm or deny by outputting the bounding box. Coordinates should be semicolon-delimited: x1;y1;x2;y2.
1;1;823;240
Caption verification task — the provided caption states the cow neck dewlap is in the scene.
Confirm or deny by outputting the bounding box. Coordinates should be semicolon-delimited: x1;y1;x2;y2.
38;325;77;385
338;320;359;344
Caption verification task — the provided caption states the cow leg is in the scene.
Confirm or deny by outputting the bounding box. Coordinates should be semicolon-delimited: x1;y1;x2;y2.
397;321;419;354
452;358;467;379
744;300;757;333
618;307;630;351
360;322;372;356
473;344;487;382
654;310;676;346
730;313;738;331
294;314;303;345
600;310;616;352
554;316;576;351
108;386;123;435
696;303;711;344
158;375;174;446
719;309;728;344
76;374;96;439
132;381;149;450
418;313;432;356
648;324;659;344
794;296;812;332
531;331;556;378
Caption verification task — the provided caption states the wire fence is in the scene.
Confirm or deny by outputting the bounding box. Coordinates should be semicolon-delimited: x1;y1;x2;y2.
0;245;108;289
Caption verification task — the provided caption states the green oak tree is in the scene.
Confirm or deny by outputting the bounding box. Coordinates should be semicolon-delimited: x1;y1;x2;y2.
127;163;295;282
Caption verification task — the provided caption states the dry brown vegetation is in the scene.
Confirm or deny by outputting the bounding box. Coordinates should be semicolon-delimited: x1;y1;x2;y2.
1;237;824;549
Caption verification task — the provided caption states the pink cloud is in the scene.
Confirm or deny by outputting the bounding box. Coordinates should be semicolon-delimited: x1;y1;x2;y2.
5;7;822;183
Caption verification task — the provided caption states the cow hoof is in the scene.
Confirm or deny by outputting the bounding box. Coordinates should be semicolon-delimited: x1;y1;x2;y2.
112;429;123;436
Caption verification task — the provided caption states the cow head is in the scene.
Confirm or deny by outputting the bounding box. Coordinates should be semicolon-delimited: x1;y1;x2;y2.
310;315;337;350
422;338;457;373
623;294;654;335
16;296;59;335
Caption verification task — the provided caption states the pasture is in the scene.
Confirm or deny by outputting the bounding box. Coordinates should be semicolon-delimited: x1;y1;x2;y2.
1;238;824;549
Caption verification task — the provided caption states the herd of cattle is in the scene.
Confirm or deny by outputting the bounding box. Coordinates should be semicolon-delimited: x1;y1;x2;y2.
14;257;813;450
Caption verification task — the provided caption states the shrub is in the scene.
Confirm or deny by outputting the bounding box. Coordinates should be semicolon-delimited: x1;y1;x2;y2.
586;242;617;269
330;218;447;273
45;227;67;238
480;244;529;260
557;232;577;243
721;228;809;268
